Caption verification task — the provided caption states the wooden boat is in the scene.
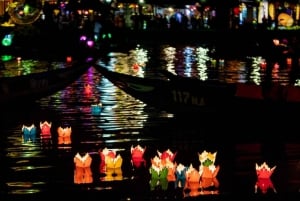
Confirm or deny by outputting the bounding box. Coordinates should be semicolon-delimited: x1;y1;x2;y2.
0;58;91;104
94;63;300;115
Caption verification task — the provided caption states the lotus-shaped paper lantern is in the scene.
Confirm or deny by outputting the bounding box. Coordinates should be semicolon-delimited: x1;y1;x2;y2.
157;148;177;165
149;155;168;191
40;121;52;140
184;164;201;197
131;145;146;169
22;124;37;143
99;148;116;173
57;126;72;145
198;150;220;178
74;152;93;184
255;162;277;194
198;150;216;167
105;154;123;169
165;158;176;183
91;103;102;116
99;148;122;172
175;163;187;188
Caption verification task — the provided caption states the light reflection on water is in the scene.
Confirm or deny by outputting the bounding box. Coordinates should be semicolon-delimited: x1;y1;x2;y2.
1;44;300;199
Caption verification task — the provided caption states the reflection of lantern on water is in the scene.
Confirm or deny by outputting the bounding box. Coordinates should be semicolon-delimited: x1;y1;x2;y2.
40;121;52;145
57;126;72;145
22;124;37;143
100;167;123;181
74;152;93;184
131;144;146;169
255;162;277;194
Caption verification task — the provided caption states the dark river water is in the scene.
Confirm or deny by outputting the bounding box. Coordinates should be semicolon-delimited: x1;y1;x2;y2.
0;43;300;201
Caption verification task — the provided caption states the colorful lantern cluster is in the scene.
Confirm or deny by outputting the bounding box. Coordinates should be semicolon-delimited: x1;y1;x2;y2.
69;145;280;198
21;121;73;146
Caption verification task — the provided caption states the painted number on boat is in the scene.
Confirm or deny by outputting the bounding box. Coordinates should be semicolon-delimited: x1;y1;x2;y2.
30;79;48;89
171;90;205;105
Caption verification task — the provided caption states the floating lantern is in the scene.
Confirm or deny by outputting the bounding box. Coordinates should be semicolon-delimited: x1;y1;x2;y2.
22;124;37;143
40;121;52;140
40;121;52;145
57;126;72;145
74;152;93;184
165;158;176;183
184;164;201;197
91;103;103;116
198;150;220;194
157;148;177;166
255;162;277;194
149;155;168;191
99;148;122;173
198;150;220;178
105;153;123;169
131;144;146;169
99;148;116;173
175;163;187;188
100;167;123;181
